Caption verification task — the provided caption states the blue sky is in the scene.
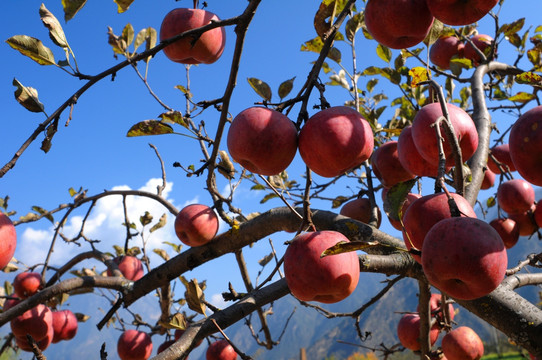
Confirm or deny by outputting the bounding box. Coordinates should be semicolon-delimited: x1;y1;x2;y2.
2;0;542;359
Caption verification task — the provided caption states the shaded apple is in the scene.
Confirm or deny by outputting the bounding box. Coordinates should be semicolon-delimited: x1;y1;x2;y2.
371;140;415;188
488;143;516;174
417;293;455;326
10;304;53;347
107;256;144;281
157;339;175;354
464;34;494;66
426;0;499;26
117;329;153;360
339;197;382;228
397;126;444;177
489;218;520;249
429;35;464;70
497;179;535;215
206;339;237;360
227;107;298;176
284;231;360;304
175;204;219;247
13;272;42;298
15;322;54;352
442;326;484;360
508;205;537;237
480;168;495;190
298;106;374;178
534;202;542;228
0;212;16;270
175;328;203;347
52;309;78;343
509;105;542;186
422;217;507;300
397;313;440;351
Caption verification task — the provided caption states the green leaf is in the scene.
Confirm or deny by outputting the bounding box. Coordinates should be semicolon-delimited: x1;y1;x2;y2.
260;193;278;204
159;111;187;128
134;27;157;62
114;0;135;13
247;78;272;101
61;0;87;22
515;72;542;86
423;18;444;46
251;184;265;190
140;211;153;226
107;27;126;55
153;248;170;261
6;35;56;66
301;37;324;54
499;18;525;37
121;24;135;49
366;78;378;93
486;196;496;208
32;206;54;224
382;179;417;222
278;77;295;99
332;196;348;209
163;241;182;254
12;78;45;113
150;213;167;233
345;12;364;43
40;4;69;48
376;44;392;63
508;92;536;103
320;240;385;257
327;47;341;63
126;120;174;137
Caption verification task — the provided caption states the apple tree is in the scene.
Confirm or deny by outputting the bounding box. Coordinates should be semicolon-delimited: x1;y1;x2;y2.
1;0;542;359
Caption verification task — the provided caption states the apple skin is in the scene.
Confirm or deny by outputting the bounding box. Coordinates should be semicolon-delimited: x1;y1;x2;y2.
417;293;455;326
107;256;144;281
206;339;237;360
0;212;16;270
52;309;78;343
160;8;225;65
480;168;495;190
429;36;464;70
339;198;382;228
10;304;53;345
117;329;153;360
284;231;360;304
13;272;42;298
227;107;298;176
442;326;484;360
534;202;542;228
464;34;494;66
411;102;478;167
508;205;537;237
175;204;219;247
15;322;54;352
421;217;507;300
509;105;542;186
397;126;444;177
489;218;520;249
364;0;434;49
402;192;476;263
426;0;499;26
396;313;440;351
497;179;535;215
488;143;516;174
371;141;415;188
298;106;374;178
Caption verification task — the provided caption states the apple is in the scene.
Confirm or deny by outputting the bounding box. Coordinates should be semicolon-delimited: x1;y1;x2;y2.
117;329;153;360
157;339;175;354
422;217;507;300
10;304;53;348
480;168;495;190
13;272;42;298
298;106;374;178
488;143;516;174
175;204;219;247
534;202;542;228
364;0;434;49
284;231;360;304
489;218;520;249
509;105;542;186
339;198;382;228
402;192;476;263
371;141;415;188
417;293;455;326
52;309;78;343
397;126;444;177
508;205;537;237
160;8;225;65
497;179;535;215
206;339;237;360
107;256;144;281
227;107;298;176
441;326;484;360
464;34;494;66
429;35;464;70
426;0;499;26
0;212;16;270
381;189;421;231
411;102;478;167
15;323;54;352
396;313;440;351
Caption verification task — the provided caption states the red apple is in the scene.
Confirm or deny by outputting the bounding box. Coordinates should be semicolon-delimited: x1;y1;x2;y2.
298;106;374;178
52;309;78;343
508;205;537;237
175;204;219;247
107;256;144;281
117;329;153;360
497;179;535;215
397;313;440;351
13;272;42;298
381;189;421;231
429;36;465;70
15;322;54;352
480;168;495;190
442;326;484;360
426;0;499;26
0;212;16;270
371;141;415;188
227;107;298;176
411;102;478;167
10;304;53;346
489;218;520;249
284;231;360;304
464;34;494;66
364;0;434;49
534;202;542;228
339;198;382;228
509;105;542;186
417;293;455;326
488;143;516;174
397;126;444;177
157;339;175;354
206;339;237;360
402;192;476;263
422;217;507;300
160;8;225;65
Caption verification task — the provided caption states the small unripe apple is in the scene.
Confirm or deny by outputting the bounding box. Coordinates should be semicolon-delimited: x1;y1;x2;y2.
397;313;440;351
442;326;484;360
52;309;78;343
284;231;360;304
299;106;374;178
206;339;237;360
509;105;542;186
426;0;499;26
13;272;42;298
489;218;520;249
107;256;144;281
371;141;415;188
464;34;494;66
175;204;219;247
160;8;226;65
117;329;153;360
339;198;382;228
0;212;17;270
429;36;464;70
488;143;516;174
227;107;298;176
497;179;535;215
